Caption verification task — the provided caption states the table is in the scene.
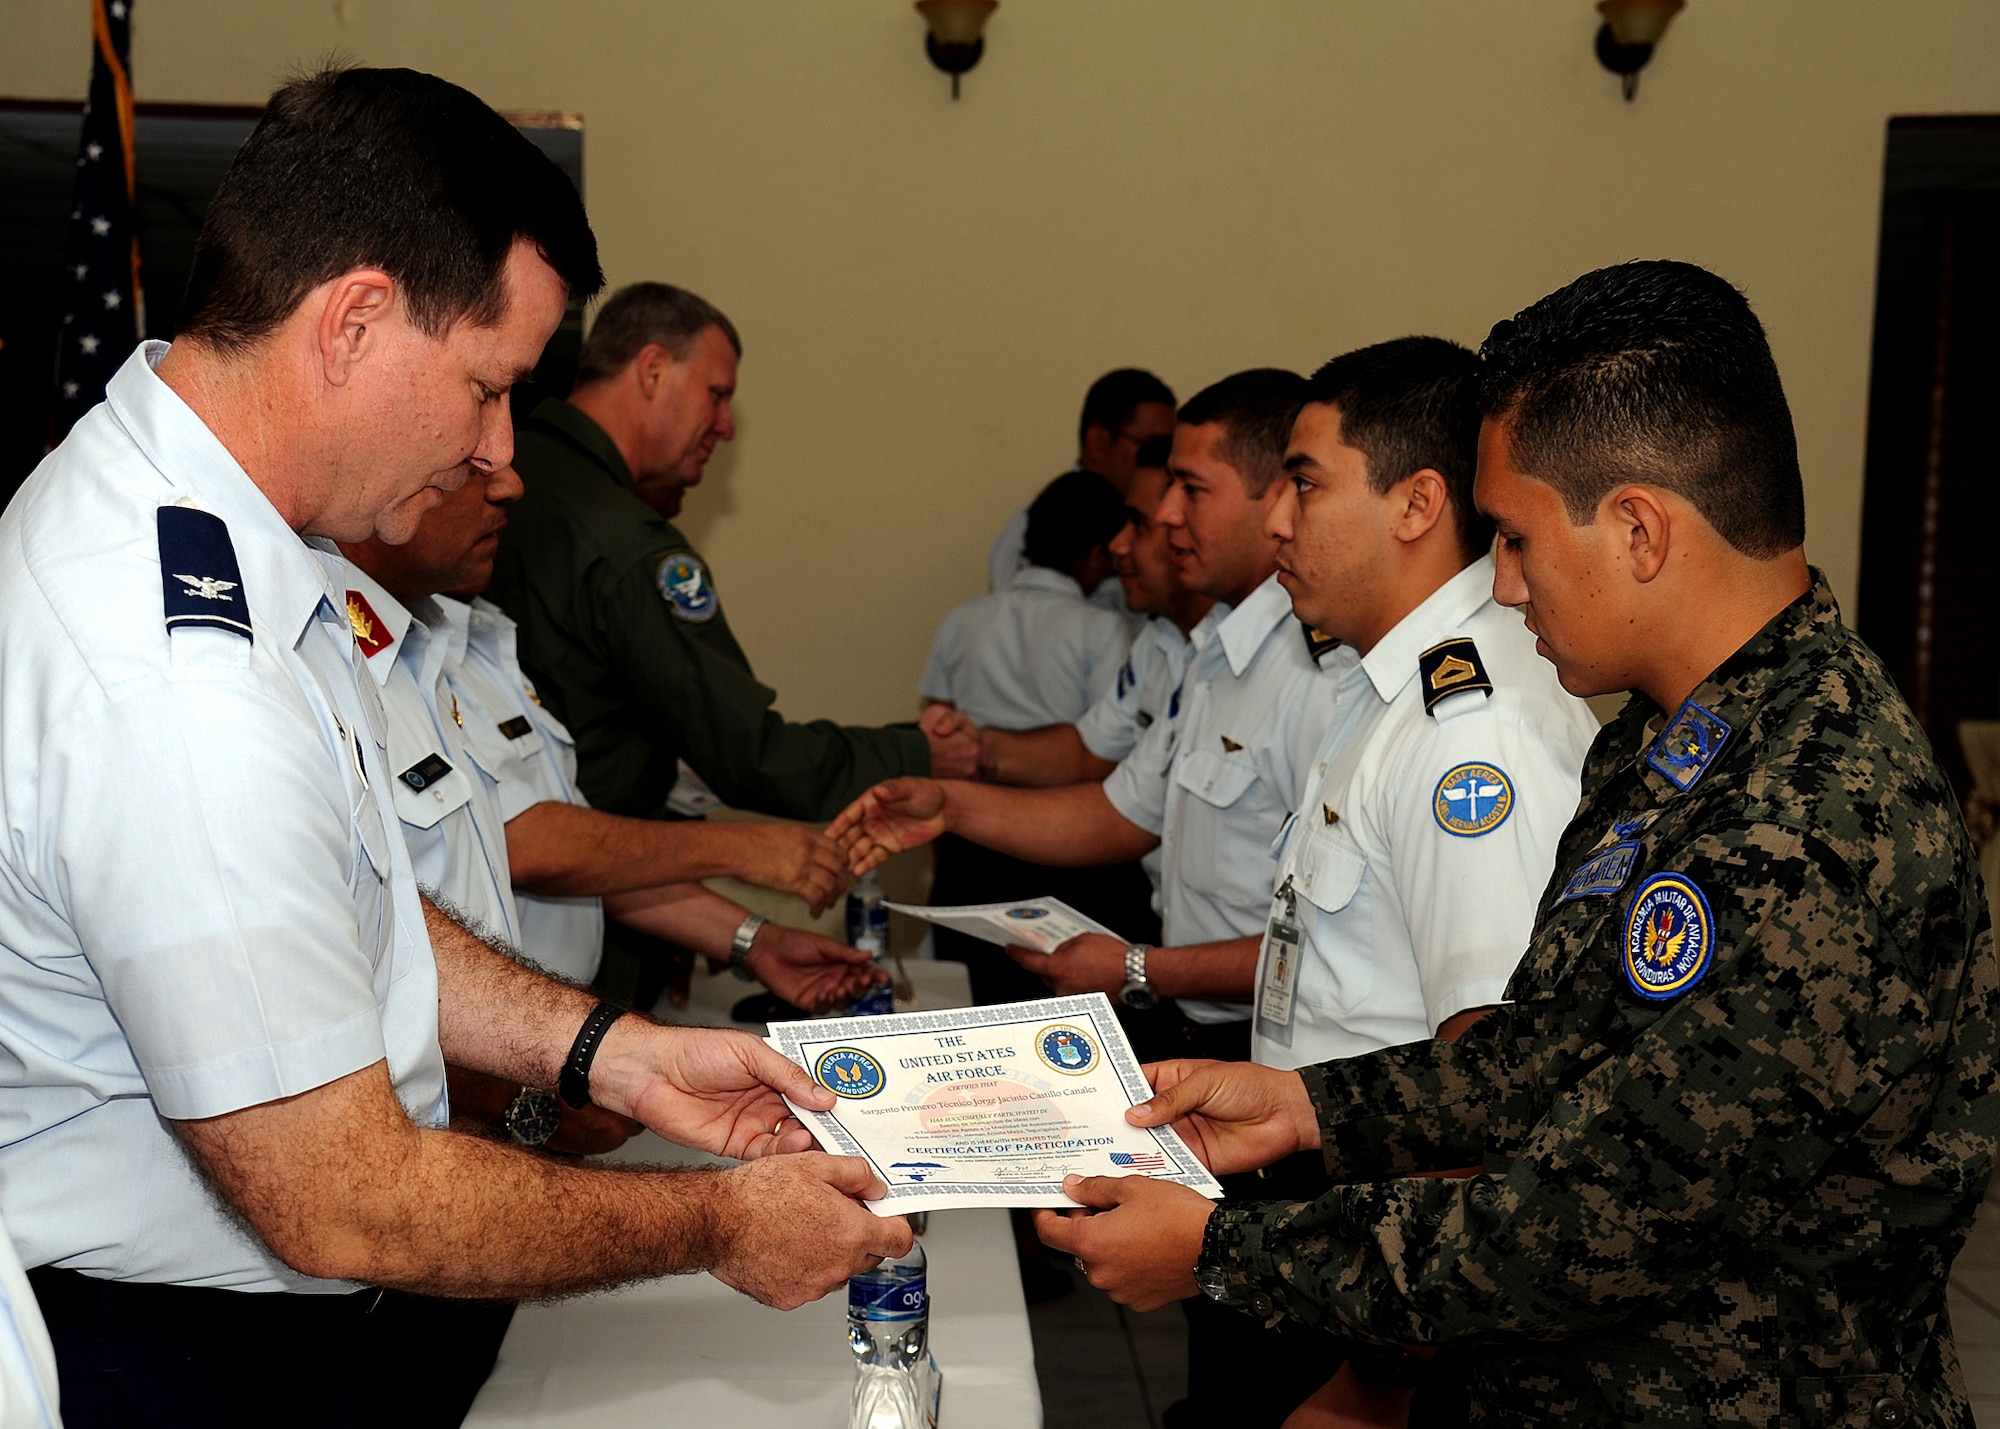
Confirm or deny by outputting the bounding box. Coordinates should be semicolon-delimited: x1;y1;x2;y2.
465;958;1043;1427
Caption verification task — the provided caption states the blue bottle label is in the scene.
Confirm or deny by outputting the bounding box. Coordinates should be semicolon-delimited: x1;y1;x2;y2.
850;983;895;1017
850;1276;927;1320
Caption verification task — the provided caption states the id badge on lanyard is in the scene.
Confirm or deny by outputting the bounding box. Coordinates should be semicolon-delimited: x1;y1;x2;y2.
1257;875;1300;1048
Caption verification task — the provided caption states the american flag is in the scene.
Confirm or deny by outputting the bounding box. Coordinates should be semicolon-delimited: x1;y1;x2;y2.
51;0;143;446
1110;1150;1168;1172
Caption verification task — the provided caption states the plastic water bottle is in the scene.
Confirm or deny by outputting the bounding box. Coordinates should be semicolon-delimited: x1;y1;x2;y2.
847;869;894;1016
847;1238;930;1429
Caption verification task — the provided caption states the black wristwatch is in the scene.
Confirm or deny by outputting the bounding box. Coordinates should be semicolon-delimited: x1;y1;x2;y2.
1119;944;1158;1010
559;1000;625;1109
504;1086;562;1148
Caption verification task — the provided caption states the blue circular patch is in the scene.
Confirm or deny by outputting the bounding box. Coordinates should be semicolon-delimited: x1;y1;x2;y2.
656;553;719;622
1036;1024;1096;1076
1006;906;1049;921
1623;872;1714;1001
1433;762;1514;837
815;1046;885;1099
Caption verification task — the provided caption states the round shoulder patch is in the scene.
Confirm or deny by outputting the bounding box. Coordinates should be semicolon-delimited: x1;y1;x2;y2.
1623;872;1714;1001
815;1046;885;1099
1036;1023;1097;1076
1433;762;1514;837
656;552;719;622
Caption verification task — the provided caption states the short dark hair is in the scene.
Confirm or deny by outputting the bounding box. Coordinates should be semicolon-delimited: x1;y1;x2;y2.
1303;337;1488;559
1478;260;1805;558
1176;368;1307;495
179;66;603;353
1133;434;1173;470
1024;470;1130;573
1078;368;1176;444
576;282;742;385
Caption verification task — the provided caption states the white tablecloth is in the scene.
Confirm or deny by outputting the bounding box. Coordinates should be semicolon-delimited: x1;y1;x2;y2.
465;957;1042;1427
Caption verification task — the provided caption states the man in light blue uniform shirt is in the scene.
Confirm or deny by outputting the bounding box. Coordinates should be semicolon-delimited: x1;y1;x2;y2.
835;369;1336;1060
974;444;1215;794
922;467;1149;999
343;464;882;1019
1044;339;1598;1428
924;469;1134;731
343;563;523;948
987;367;1177;617
0;67;906;1427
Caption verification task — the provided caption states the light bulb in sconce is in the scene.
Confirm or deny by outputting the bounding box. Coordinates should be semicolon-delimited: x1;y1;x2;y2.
1594;0;1685;101
917;0;998;101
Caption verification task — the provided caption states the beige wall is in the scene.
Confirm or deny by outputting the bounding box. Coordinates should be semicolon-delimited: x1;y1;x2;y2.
9;1;2000;726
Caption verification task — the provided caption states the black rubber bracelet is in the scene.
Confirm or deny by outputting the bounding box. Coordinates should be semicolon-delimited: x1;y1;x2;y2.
558;1000;625;1110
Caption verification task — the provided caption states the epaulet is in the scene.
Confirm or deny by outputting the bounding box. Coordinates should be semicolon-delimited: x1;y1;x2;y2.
345;589;395;658
1300;621;1341;661
158;506;252;642
1418;636;1491;715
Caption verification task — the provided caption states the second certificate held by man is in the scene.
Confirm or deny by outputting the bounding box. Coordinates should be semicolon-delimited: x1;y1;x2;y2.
768;994;1221;1215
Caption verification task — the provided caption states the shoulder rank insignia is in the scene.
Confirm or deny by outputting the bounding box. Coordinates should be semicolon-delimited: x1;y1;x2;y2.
158;506;252;642
656;552;719;623
1116;659;1135;698
1418;637;1491;715
497;715;534;740
399;752;453;792
345;589;393;658
1433;761;1513;837
1623;872;1714;1000
1646;698;1732;793
1300;622;1341;660
1556;841;1639;904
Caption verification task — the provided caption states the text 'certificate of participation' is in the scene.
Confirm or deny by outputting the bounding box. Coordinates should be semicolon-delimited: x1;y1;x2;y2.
768;994;1224;1215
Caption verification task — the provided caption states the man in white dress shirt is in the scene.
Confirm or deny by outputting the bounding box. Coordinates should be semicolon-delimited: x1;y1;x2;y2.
920;467;1148;1001
339;463;882;1052
835;369;1336;1060
1037;337;1597;1428
986;367;1178;613
975;440;1215;792
0;67;905;1428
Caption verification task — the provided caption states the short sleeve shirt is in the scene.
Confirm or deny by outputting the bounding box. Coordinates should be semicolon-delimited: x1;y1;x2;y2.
343;565;521;950
1075;616;1193;766
1253;559;1597;1069
987;489;1133;620
918;567;1133;731
0;344;444;1292
442;596;607;984
1102;575;1343;1023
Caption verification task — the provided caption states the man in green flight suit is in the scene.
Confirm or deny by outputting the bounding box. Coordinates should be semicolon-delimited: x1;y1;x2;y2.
489;282;979;828
1034;261;2000;1428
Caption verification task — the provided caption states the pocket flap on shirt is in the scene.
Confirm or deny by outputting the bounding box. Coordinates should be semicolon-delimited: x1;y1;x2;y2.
1294;828;1366;914
389;755;474;831
1174;749;1261;809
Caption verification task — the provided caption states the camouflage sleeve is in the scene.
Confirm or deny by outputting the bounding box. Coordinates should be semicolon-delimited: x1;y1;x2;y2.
1296;1010;1524;1179
1201;823;1958;1345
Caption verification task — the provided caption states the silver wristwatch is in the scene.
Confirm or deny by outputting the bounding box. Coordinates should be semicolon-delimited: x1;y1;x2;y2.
1119;943;1158;1010
729;913;767;981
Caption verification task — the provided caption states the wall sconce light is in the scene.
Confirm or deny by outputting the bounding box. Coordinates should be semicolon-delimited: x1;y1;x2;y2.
917;0;997;100
1594;0;1684;101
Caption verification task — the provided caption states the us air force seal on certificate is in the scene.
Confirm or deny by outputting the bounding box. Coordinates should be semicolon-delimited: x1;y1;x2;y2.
1433;762;1514;836
1623;872;1714;1001
815;1046;885;1099
656;552;719;622
1036;1024;1097;1075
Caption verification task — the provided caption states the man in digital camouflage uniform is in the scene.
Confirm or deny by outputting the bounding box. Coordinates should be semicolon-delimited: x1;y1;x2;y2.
1036;260;2000;1428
